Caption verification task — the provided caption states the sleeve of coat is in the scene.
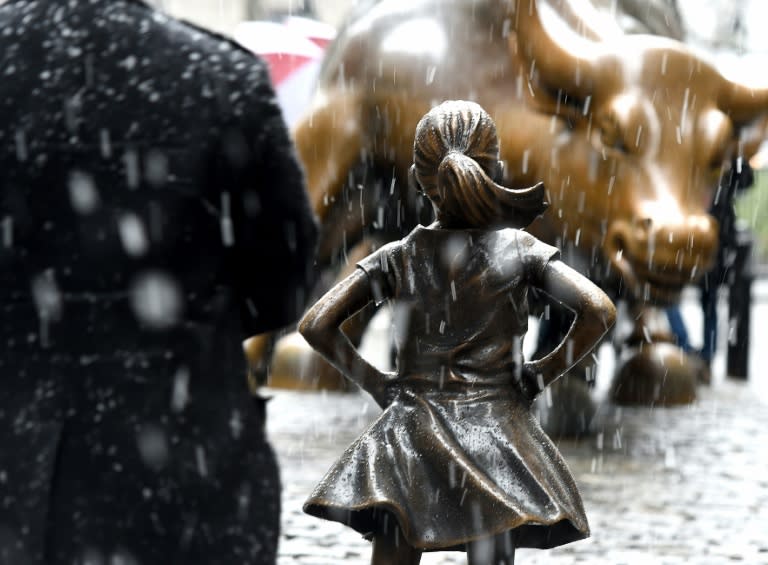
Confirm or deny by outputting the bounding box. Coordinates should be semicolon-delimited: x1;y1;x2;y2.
208;53;319;336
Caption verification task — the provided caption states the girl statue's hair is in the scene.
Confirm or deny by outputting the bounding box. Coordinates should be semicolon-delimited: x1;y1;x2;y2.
411;100;548;228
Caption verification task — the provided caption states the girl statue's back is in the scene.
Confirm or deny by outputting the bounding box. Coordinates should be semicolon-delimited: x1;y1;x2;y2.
299;100;617;564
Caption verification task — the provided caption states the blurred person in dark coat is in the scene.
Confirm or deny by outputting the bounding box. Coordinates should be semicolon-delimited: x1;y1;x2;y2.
0;0;317;563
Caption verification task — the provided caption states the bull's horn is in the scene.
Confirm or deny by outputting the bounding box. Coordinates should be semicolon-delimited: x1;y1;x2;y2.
512;0;610;98
548;0;622;41
719;80;768;125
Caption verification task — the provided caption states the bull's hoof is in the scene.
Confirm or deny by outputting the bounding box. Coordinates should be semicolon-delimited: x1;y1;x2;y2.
535;376;596;439
611;343;698;406
266;332;351;391
694;355;712;385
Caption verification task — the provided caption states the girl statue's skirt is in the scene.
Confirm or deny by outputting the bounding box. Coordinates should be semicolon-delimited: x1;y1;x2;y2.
304;384;589;551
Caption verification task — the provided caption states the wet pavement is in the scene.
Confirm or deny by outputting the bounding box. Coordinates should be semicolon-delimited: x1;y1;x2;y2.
266;282;768;564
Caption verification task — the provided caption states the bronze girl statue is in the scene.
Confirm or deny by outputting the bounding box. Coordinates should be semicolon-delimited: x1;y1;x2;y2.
299;100;616;564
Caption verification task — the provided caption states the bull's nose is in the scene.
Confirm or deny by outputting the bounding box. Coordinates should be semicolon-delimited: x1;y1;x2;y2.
605;218;653;265
652;215;719;277
606;214;720;284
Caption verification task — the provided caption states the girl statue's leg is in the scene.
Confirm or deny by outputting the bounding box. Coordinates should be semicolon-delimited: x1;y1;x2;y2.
467;530;516;565
370;512;422;565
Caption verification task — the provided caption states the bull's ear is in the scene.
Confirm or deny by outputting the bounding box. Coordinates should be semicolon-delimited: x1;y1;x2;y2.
408;164;424;194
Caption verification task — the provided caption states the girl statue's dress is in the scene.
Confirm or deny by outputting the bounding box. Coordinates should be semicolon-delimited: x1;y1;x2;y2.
304;226;587;551
299;100;616;563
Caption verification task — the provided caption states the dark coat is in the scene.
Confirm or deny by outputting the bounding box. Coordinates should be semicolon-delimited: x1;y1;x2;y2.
0;0;318;563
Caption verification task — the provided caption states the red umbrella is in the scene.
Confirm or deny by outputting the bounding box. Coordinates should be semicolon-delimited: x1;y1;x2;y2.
234;17;335;126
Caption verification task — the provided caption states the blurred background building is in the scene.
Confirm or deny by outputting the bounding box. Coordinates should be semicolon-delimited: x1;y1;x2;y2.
151;0;354;32
148;0;765;47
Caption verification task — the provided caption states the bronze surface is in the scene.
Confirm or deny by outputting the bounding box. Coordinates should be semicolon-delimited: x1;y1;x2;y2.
298;100;616;562
286;0;768;402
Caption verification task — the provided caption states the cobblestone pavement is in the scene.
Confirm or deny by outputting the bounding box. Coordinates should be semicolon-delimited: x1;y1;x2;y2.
267;284;768;564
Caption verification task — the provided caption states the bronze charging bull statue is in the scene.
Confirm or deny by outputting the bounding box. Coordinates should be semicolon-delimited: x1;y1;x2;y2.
258;0;768;406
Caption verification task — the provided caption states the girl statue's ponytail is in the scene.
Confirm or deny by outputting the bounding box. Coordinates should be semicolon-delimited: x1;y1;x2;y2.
413;100;548;228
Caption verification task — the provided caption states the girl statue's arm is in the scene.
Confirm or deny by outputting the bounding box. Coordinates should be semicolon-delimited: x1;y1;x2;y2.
299;269;394;407
524;259;617;393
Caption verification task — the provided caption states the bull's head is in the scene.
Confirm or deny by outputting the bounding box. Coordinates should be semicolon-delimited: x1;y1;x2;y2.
510;0;768;304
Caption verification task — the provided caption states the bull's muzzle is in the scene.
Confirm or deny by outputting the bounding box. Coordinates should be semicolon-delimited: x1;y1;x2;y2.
605;214;719;304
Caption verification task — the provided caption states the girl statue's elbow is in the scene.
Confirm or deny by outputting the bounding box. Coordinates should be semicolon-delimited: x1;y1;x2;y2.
298;316;321;345
602;300;617;330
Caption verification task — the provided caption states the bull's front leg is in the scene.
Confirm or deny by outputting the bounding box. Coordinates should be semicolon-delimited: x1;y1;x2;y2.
610;302;708;406
532;296;706;437
294;91;367;225
254;239;384;391
531;291;604;439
